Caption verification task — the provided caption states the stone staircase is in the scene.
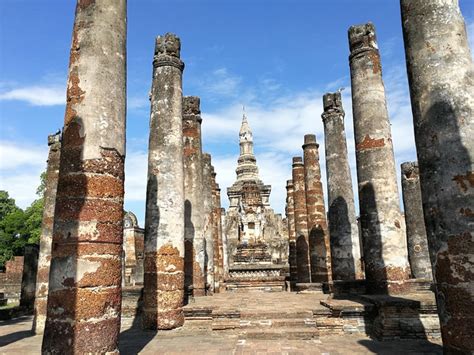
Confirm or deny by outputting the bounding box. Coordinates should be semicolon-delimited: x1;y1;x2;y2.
184;307;319;340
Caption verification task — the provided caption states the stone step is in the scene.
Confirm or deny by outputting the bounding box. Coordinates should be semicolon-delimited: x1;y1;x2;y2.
240;327;319;340
239;318;316;329
240;310;313;319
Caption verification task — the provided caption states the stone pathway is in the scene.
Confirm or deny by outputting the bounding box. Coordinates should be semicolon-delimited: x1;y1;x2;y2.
0;292;443;354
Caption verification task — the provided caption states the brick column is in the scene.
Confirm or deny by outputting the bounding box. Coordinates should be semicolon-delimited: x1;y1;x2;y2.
348;23;410;294
322;92;363;281
401;1;473;351
202;153;214;295
221;207;229;278
32;132;61;334
285;180;298;282
183;96;206;298
42;1;127;352
303;134;332;283
401;162;432;280
143;33;185;330
292;157;311;283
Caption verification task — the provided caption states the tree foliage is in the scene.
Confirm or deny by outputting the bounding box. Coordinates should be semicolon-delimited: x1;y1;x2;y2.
0;172;46;268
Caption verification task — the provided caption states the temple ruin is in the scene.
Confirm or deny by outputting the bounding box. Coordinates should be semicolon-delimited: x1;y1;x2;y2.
1;0;472;353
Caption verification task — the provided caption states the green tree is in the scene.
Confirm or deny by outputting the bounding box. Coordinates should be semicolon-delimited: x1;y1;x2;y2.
0;191;19;221
24;198;44;245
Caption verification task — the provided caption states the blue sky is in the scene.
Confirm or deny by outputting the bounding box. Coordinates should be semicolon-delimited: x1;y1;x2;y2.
1;0;473;227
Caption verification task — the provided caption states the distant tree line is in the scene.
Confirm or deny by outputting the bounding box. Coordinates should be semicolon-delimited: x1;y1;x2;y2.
0;172;45;269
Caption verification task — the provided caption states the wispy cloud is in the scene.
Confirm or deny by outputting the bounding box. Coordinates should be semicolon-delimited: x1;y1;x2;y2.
0;85;66;106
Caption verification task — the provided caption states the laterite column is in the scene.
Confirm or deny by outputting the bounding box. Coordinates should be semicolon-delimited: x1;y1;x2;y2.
285;180;298;282
183;96;206;297
42;1;127;352
349;23;410;293
143;33;185;330
401;162;432;280
292;157;311;283
33;132;61;334
202;153;214;295
401;1;473;351
322;92;363;281
303;135;331;283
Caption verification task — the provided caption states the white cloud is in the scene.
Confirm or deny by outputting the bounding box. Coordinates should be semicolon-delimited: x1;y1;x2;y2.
0;85;66;106
0;141;48;208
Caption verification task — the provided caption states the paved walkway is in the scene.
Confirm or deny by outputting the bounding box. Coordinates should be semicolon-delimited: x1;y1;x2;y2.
0;292;443;354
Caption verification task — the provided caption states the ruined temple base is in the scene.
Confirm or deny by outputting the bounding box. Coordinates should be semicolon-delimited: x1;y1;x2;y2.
225;264;287;292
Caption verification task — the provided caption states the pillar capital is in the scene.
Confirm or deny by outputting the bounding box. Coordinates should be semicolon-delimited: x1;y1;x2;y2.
47;131;61;146
153;33;184;70
401;161;419;178
322;92;345;123
348;22;378;58
183;96;202;123
302;134;319;149
286;179;294;189
292;156;304;166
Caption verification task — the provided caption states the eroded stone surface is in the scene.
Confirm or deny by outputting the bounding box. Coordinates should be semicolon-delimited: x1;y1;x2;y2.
285;180;298;282
302;134;332;283
32;132;61;335
183;96;206;297
348;22;410;294
401;162;432;280
143;32;185;330
292;157;311;283
401;1;474;352
322;93;363;281
41;1;126;353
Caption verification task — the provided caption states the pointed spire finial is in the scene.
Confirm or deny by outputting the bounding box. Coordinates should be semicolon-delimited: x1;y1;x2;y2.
242;105;247;122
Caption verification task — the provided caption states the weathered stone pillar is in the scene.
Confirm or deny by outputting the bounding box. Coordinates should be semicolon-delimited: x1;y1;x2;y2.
42;1;127;353
322;92;363;281
32;132;61;334
401;162;432;280
348;23;410;293
292;157;311;283
285;180;298;282
20;245;39;310
143;33;185;330
213;182;224;292
303;134;332;283
221;208;229;278
202;153;214;295
401;1;473;351
183;96;206;298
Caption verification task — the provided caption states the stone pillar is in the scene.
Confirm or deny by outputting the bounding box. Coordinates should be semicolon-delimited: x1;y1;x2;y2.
348;23;410;294
401;1;473;351
32;132;61;334
183;96;206;298
42;1;127;353
202;153;214;295
20;245;39;310
213;182;224;292
285;180;298;282
322;92;363;281
302;134;332;283
221;208;229;278
143;33;185;330
401;162;432;280
292;157;311;283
